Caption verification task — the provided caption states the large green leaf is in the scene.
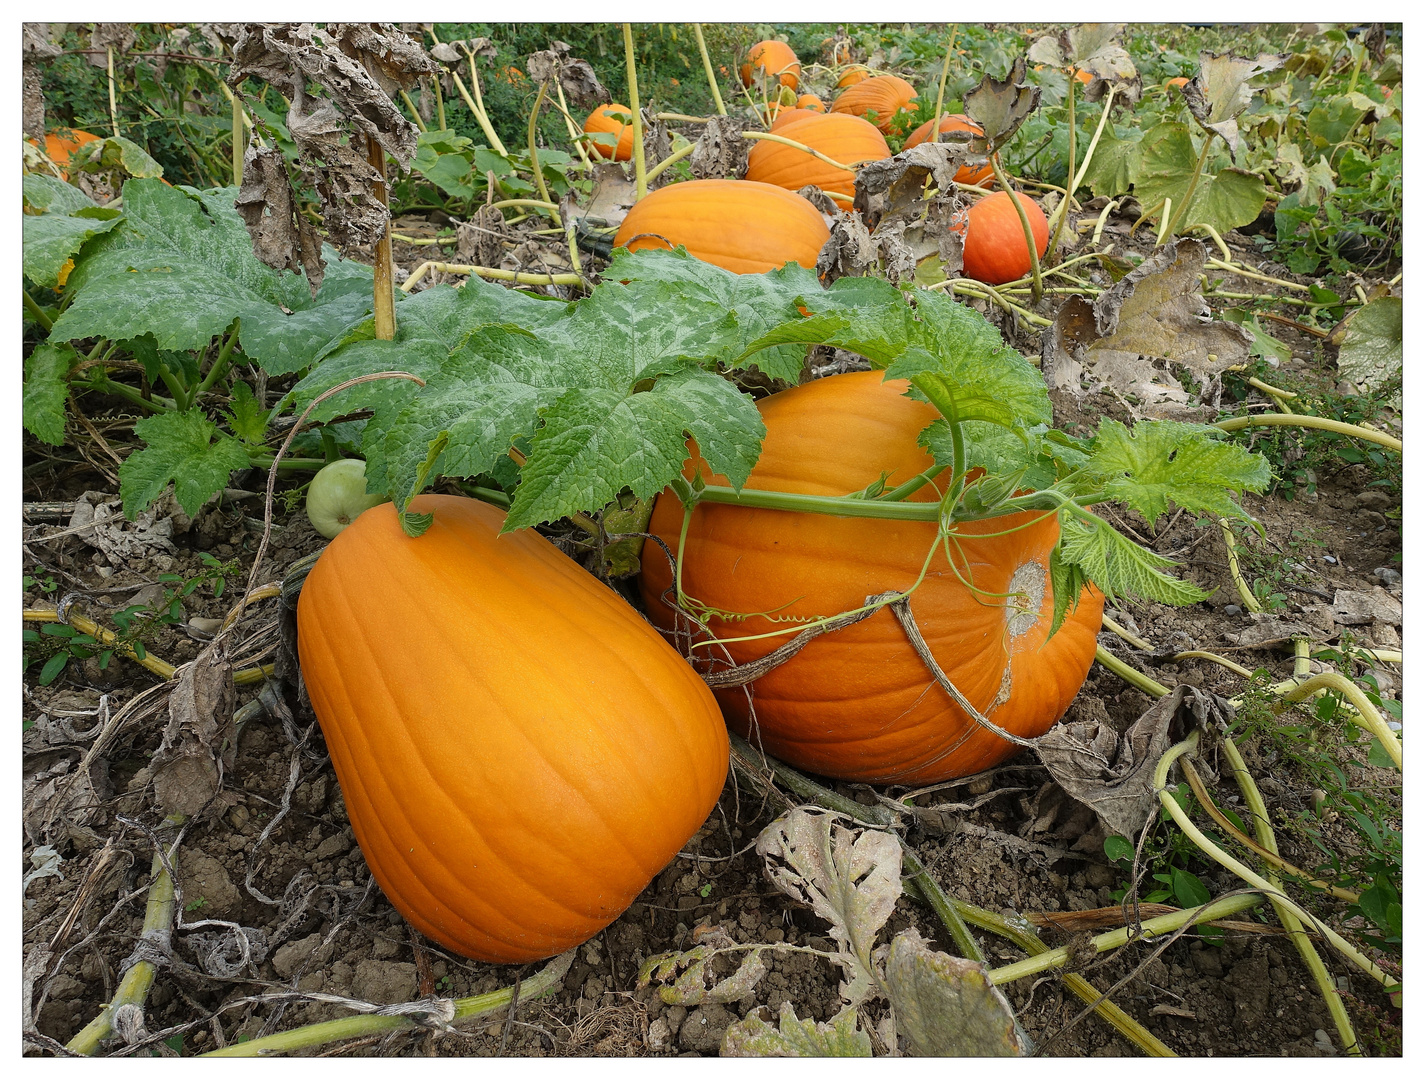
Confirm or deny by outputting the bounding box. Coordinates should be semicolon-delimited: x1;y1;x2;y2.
22;210;123;289
1079;122;1142;198
1057;511;1208;605
23;342;76;445
118;410;254;518
1132;122;1268;235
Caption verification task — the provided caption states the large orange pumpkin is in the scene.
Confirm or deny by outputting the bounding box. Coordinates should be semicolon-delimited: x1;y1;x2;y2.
831;75;919;135
954;190;1050;285
740;40;800;90
583;102;634;161
29;128;102;181
298;496;730;964
613;179;830;275
639;371;1103;785
768;107;820;132
745;113;890;198
903;114;996;187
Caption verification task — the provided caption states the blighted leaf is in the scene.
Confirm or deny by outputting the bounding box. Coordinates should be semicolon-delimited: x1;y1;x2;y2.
1050;238;1251;417
690;115;750;180
722;1003;872;1058
118;410;254;519
1335;296;1401;405
151;640;236;821
756;808;901;1006
639;932;768;1005
234;144;327;296
881;928;1024;1056
1181;51;1286;160
1133;122;1268;236
962;58;1041;150
1035;685;1229;839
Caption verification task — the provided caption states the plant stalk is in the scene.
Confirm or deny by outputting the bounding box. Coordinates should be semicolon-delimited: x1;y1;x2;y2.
1043;70;1077;266
1162;130;1215;240
1212;412;1401;452
399;89;428;134
624;23;647;200
692;24;727;116
988;154;1044;305
23;289;54;331
231;80;244;184
367;136;396;341
106;46;121;138
526;81;562;227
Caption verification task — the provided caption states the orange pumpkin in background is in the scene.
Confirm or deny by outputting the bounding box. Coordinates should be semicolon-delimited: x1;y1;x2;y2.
638;371;1104;785
582;103;634;161
613;179;831;275
740;39;801;90
832;75;919;135
29;128;102;181
796;93;827;112
298;496;730;964
745;112;890;198
903;114;996;187
954;190;1050;285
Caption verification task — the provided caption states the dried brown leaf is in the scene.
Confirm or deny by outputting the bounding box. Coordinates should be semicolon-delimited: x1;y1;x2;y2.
234;145;326;296
690;115;749;180
1183;51;1286;160
963;58;1041;150
150;642;236;821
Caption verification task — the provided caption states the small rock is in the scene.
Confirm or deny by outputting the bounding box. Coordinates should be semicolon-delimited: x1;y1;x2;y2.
1224;604;1242;616
351;958;418;1004
646;1017;675;1053
272;932;325;979
1323;555;1338;565
664;1004;687;1037
1356;492;1393;511
679;1003;733;1054
314;834;351;860
1314;1028;1337;1054
1373;567;1402;587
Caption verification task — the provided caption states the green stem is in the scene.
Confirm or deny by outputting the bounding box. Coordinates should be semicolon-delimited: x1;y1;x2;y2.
988;154;1044;305
526;81;562;226
1044;71;1076;266
455;481;512;508
878;465;947;503
202;951;574;1057
988;891;1265;985
23;289;53;331
195;319;240;398
1095;643;1171;698
624;24;647;200
433;72;446;132
645;142;696;184
1212;412;1401;452
692;24;726;116
399;89;428;133
247;455;328;472
929;26;958;144
231;80;244;185
1162;129;1215;240
900;847;983;961
67;846;177;1054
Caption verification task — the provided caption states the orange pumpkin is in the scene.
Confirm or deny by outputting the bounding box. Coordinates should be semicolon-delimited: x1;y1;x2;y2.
745;112;890;198
638;371;1103;785
1165;76;1189;90
612;179;831;275
583;102;634;161
30;128;102;181
1072;67;1094;85
740;39;801;90
298;496;729;964
768;107;821;131
837;65;872;88
832;75;918;135
796;93;827;112
954;190;1050;285
903;114;996;187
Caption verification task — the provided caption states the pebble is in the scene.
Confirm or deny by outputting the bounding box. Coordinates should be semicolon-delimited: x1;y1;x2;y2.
1223;605;1241;616
1373;567;1402;587
1323;555;1338;565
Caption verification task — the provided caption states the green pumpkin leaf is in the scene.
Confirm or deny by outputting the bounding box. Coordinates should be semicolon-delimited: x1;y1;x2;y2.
1132;122;1268;234
1078;122;1143;199
1057;512;1208;606
1087;418;1271;525
118;410;254;519
23;342;76;446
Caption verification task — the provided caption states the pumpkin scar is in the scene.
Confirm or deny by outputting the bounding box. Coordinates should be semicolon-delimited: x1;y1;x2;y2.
992;559;1047;710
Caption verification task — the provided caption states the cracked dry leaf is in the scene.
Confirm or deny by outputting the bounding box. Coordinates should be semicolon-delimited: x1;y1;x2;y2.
1182;51;1286;160
853;142;970;221
962;58;1041;151
722;1003;872;1057
1027;23;1123;68
235;144;327;295
755;808;901;1006
1048;239;1250;417
1334;296;1402;406
816;212;880;282
1035;685;1228;839
880;928;1025;1056
638;931;768;1006
23;24;62;139
150;641;236;821
690;115;750;180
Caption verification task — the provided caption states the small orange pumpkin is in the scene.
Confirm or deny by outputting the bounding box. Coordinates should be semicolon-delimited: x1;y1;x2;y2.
740;39;801;90
953;190;1050;286
638;371;1104;785
298;496;730;964
612;179;831;275
582;102;634;161
1165;76;1189;90
796;93;827;112
831;75;918;135
1071;67;1094;85
837;65;872;88
745;112;890;198
30;128;102;181
903;114;996;187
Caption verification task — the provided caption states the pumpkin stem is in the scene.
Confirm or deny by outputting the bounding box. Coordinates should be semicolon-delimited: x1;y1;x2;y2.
623;24;648;200
692;24;727;116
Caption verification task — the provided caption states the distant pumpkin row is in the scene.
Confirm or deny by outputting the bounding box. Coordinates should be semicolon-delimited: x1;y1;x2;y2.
592;41;1046;286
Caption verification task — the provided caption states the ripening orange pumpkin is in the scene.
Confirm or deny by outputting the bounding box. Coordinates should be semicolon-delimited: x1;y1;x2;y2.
832;75;919;135
954;190;1050;286
583;102;634;161
1072;67;1094;85
29;128;102;181
903;114;996;187
638;371;1104;785
796;93;827;112
745;112;890;198
298;496;729;964
612;179;831;274
837;65;872;88
769;107;820;131
740;39;801;90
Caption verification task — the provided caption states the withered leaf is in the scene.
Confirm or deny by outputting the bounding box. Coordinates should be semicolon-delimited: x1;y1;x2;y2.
963;58;1041;150
722;1003;872;1057
1035;684;1229;839
690;115;749;180
151;641;235;821
1182;51;1286;160
756;808;901;1007
853;142;971;221
796;185;841;216
816;212;880;282
558;58;608;110
234;144;327;295
880;928;1025;1056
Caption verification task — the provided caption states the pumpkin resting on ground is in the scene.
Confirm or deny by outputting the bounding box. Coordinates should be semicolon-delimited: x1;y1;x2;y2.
613;179;830;274
745;112;890;198
582;103;634;161
740;39;801;90
638;371;1103;785
298;496;729;963
831;75;919;136
955;190;1050;286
